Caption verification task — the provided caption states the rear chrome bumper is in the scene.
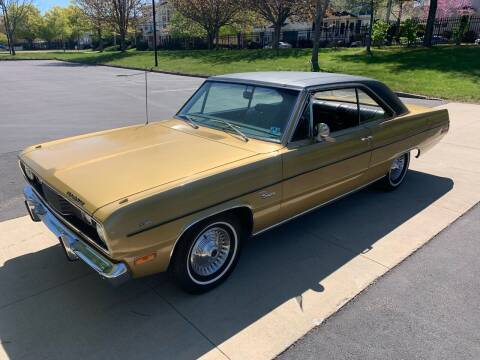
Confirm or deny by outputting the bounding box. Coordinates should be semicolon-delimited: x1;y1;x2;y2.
23;185;130;286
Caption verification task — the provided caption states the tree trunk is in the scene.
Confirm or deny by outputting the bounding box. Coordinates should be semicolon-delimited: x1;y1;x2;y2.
311;0;329;72
9;32;15;55
273;20;282;50
6;31;13;55
215;28;220;49
366;0;374;54
97;28;104;52
207;31;215;49
385;0;393;22
119;28;126;51
423;0;437;47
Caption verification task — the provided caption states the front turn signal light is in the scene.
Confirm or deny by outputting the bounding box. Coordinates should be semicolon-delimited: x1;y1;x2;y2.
134;253;156;266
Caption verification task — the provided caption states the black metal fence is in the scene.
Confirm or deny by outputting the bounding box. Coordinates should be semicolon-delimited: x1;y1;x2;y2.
157;15;480;50
13;15;480;51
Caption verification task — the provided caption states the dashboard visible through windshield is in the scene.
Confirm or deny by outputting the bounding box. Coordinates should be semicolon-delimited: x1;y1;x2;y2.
177;81;299;142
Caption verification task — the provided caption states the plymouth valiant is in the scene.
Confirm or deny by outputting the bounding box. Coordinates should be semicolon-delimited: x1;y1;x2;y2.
20;72;449;293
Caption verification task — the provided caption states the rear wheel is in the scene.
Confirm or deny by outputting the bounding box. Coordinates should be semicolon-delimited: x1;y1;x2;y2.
170;214;242;294
379;152;410;190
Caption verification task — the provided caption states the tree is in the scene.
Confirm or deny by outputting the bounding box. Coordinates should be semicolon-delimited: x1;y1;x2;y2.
16;3;41;47
172;0;243;49
40;6;71;49
433;0;473;18
423;0;437;46
0;0;32;55
65;5;89;45
169;10;206;38
385;0;393;22
248;0;298;50
372;19;389;46
110;0;141;51
76;0;110;51
310;0;330;71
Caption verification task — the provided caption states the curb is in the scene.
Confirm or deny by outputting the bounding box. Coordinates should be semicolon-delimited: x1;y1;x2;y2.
57;58;211;79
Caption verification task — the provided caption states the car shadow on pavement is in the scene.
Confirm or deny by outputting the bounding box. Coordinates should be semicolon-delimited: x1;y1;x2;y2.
0;170;453;360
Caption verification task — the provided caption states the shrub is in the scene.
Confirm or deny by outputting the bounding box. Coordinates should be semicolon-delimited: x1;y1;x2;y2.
453;15;470;45
372;20;389;46
400;19;419;46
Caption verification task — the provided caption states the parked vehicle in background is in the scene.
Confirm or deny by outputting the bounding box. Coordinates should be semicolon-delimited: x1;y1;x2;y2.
475;38;480;45
264;42;292;49
21;72;449;293
431;35;449;44
0;44;7;51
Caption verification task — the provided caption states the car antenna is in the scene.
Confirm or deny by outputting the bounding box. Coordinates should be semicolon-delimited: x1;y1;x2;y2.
116;68;152;125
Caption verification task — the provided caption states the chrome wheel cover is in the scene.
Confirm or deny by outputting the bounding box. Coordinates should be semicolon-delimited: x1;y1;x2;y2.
189;226;232;277
390;155;406;183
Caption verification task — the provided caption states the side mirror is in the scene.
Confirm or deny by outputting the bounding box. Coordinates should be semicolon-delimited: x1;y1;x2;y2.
315;123;331;142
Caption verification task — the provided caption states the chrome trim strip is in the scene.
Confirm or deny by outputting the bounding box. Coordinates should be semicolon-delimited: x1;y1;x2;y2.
23;185;130;286
252;176;384;236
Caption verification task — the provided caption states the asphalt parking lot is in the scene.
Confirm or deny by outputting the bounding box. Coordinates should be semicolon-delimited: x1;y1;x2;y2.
0;60;203;221
0;60;479;360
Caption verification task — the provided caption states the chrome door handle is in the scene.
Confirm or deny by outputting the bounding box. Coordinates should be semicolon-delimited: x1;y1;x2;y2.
361;136;373;142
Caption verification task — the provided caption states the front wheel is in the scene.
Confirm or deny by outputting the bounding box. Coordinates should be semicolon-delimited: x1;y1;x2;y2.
170;215;242;294
379;152;410;190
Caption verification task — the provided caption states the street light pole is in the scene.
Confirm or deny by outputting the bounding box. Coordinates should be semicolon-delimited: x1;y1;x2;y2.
152;0;158;67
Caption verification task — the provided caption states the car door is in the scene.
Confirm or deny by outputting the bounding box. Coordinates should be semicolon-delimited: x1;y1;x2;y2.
281;88;372;219
355;88;414;181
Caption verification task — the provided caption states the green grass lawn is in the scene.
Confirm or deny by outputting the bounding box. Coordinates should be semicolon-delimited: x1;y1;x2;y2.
1;45;479;102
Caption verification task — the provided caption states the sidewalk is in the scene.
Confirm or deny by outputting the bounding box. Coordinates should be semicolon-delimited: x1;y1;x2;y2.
1;99;479;359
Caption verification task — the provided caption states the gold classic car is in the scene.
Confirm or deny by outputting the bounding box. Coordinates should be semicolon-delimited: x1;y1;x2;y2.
20;72;449;293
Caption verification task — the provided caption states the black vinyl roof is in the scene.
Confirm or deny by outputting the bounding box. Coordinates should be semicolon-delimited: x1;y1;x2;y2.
210;71;409;116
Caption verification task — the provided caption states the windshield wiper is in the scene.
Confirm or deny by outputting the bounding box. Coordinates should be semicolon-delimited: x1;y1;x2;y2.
177;114;199;129
213;119;249;142
187;114;249;142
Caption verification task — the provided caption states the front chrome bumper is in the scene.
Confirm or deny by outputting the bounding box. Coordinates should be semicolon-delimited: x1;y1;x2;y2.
23;185;130;286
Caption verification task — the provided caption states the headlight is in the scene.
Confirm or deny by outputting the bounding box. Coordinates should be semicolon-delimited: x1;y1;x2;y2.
96;222;108;243
24;166;35;181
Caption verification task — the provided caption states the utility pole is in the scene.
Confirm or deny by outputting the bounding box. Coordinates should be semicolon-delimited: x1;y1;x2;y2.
152;0;158;67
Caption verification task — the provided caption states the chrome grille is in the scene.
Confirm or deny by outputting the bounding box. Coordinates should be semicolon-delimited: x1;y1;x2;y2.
20;162;108;252
42;185;78;216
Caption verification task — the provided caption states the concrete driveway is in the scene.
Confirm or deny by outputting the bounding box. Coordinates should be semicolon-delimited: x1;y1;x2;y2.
0;61;479;360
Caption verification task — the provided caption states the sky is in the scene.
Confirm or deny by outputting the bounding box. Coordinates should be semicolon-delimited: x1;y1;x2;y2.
36;0;71;13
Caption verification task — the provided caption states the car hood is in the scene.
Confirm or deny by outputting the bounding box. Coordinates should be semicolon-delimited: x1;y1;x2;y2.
20;121;263;214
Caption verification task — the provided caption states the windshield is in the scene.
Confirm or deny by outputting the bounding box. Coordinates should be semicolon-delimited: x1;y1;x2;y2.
177;81;299;142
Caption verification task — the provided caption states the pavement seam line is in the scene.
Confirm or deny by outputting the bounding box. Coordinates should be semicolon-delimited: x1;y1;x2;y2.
149;285;232;360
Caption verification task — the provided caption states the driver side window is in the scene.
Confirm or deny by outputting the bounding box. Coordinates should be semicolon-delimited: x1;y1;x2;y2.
291;88;359;142
311;88;359;133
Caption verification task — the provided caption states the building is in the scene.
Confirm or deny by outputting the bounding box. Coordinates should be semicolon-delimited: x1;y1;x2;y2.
252;12;372;46
138;0;173;47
